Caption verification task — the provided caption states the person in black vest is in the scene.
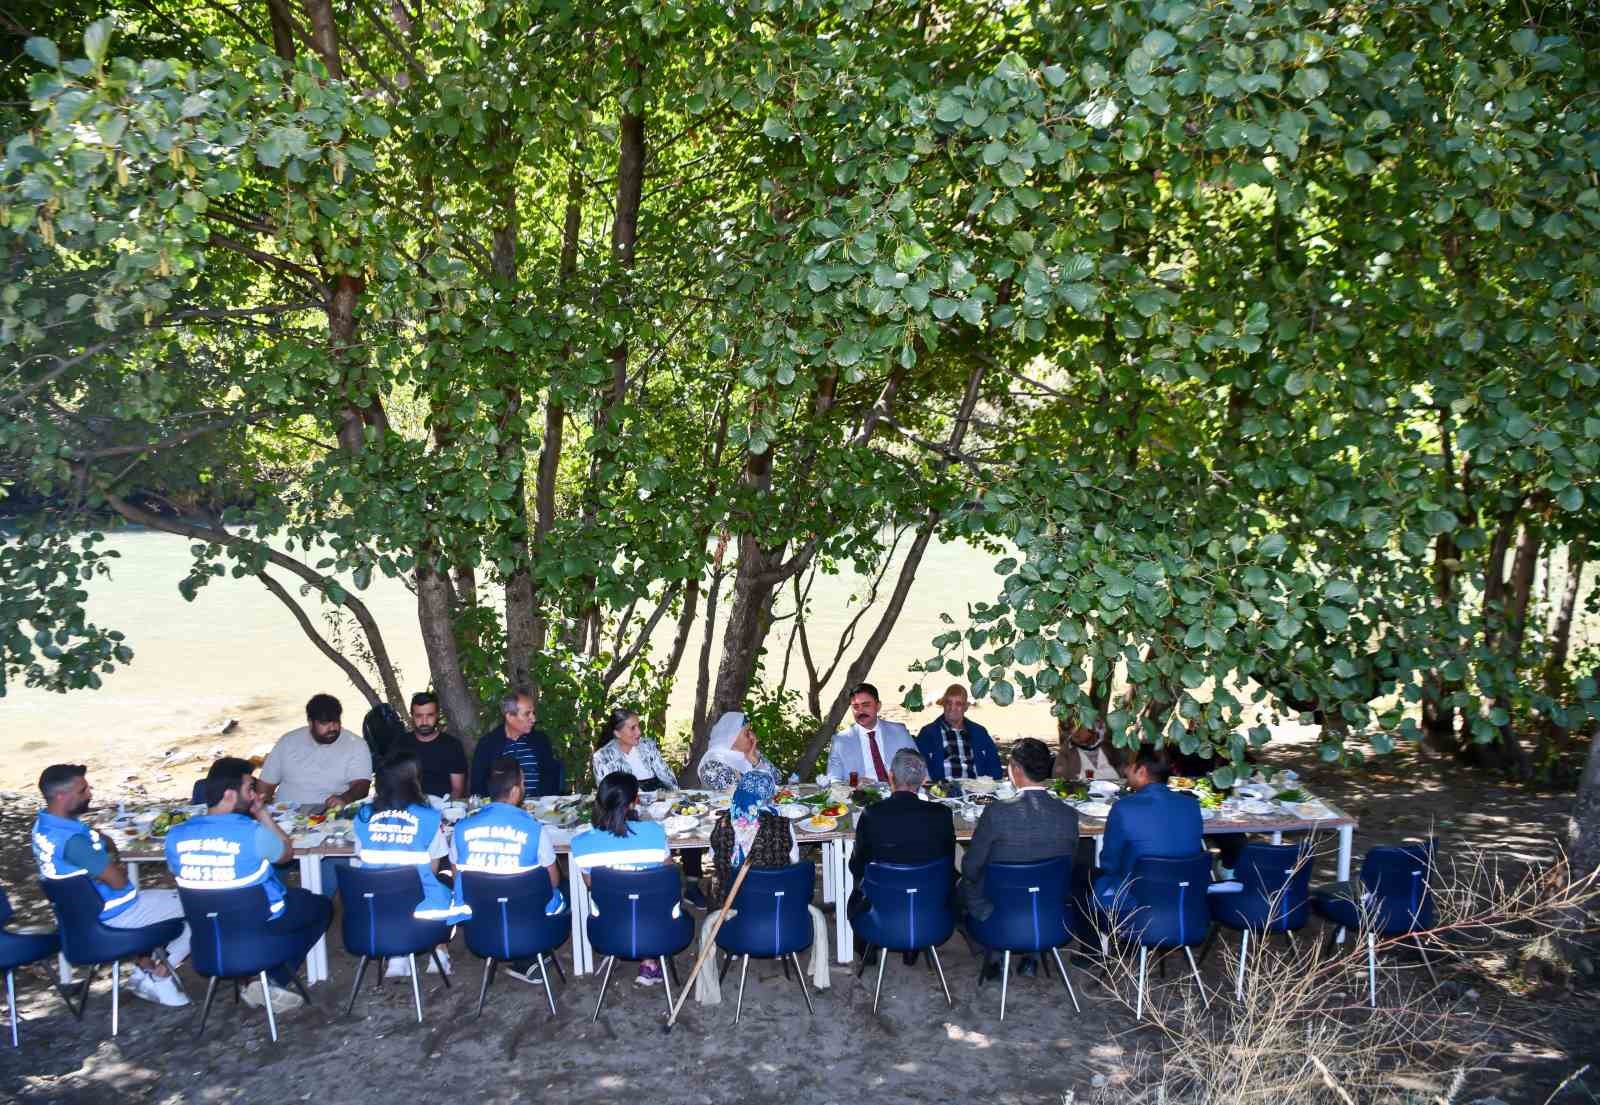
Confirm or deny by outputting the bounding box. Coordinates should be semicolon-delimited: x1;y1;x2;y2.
848;749;955;964
393;692;468;799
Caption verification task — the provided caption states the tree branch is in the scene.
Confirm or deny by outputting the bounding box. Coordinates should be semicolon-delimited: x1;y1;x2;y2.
258;570;381;707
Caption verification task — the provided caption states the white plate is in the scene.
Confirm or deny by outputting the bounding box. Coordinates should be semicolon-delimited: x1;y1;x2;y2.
778;803;810;820
1075;801;1113;818
798;816;838;833
1237;798;1277;815
1087;780;1121;799
1234;782;1276;800
663;815;700;835
646;800;673;820
960;777;998;794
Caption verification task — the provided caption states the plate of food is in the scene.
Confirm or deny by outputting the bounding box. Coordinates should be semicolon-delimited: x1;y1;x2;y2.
849;789;884;807
646;799;674;820
150;810;191;836
671;799;710;818
1088;779;1121;799
663;814;701;836
778;803;811;820
1049;779;1089;802
819;801;850;818
960;776;998;794
1076;801;1113;819
798;815;838;833
1237;798;1277;815
1272;787;1309;804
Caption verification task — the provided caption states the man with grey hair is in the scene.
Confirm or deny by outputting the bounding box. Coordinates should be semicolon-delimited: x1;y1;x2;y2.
847;749;955;924
469;688;560;798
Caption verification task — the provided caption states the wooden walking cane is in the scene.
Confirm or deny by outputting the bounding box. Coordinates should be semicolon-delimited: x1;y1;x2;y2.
664;849;757;1031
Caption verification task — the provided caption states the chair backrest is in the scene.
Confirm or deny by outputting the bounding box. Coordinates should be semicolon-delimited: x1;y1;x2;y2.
587;865;685;959
1361;843;1435;933
459;870;567;961
715;862;815;959
335;863;442;957
39;876;171;965
1233;842;1313;932
1125;854;1214;949
972;855;1075;953
544;759;566;797
190;778;209;806
856;858;957;952
0;883;12;927
177;885;294;978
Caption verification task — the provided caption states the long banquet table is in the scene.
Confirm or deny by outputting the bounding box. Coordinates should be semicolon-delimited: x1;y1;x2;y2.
111;793;1357;991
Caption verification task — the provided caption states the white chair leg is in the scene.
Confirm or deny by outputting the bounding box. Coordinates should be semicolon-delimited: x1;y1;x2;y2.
1184;946;1210;1008
1366;932;1377;1008
1136;946;1147;1019
259;970;278;1042
111;961;120;1037
734;955;750;1024
7;969;17;1048
872;948;888;1013
999;950;1011;1022
1236;930;1249;1001
1049;948;1081;1014
408;954;423;1023
928;946;952;1008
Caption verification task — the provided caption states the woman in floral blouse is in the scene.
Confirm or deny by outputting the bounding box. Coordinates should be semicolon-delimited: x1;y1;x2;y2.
591;707;678;792
695;711;780;791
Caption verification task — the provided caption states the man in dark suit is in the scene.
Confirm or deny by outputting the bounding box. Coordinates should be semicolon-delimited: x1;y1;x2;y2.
960;737;1080;979
1093;743;1204;906
848;748;955;922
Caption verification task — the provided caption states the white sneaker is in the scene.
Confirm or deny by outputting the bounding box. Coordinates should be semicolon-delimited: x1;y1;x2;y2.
384;956;412;978
426;949;451;976
126;968;191;1007
241;979;305;1013
504;962;545;986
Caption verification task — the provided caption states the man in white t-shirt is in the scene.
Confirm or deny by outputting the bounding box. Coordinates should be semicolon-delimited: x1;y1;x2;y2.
258;693;374;811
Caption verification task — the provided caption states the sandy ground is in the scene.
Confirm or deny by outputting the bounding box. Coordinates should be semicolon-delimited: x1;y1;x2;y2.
1;738;1596;1105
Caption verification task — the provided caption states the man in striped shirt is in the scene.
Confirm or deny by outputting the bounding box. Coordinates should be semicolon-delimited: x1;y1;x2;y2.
469;690;561;798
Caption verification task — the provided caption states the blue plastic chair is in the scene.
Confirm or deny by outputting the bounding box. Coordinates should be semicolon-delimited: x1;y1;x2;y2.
459;870;570;1017
966;856;1082;1020
178;886;326;1042
850;858;957;1013
1208;842;1313;1000
713;861;815;1023
1312;842;1436;1006
1;883;62;1048
39;876;186;1037
586;865;694;1021
335;865;454;1024
1098;853;1214;1018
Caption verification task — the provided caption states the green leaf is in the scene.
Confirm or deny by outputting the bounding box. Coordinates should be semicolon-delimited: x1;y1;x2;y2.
1042;64;1067;87
1343;147;1375;175
902;685;924;712
362;114;392;138
1143;30;1177;58
23;37;60;68
1509;27;1538;54
1473;207;1500;233
1317;604;1350;631
990;679;1015;706
83;19;112;66
1258;533;1288;558
1557;486;1583;512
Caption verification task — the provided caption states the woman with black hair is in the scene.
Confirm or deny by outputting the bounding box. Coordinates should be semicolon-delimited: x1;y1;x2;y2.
570;771;675;985
591;707;678;792
352;753;469;977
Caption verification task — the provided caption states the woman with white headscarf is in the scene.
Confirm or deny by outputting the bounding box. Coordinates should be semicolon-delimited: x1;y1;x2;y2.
696;711;780;791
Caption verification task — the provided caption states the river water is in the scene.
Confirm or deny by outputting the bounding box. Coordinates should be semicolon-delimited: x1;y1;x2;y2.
0;528;1064;789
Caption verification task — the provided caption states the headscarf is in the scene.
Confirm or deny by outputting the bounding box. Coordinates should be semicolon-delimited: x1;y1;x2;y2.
698;711;752;782
729;769;778;867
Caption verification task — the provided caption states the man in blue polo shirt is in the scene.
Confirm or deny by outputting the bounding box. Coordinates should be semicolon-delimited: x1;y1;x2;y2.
165;757;333;1013
469;689;561;798
31;764;190;1007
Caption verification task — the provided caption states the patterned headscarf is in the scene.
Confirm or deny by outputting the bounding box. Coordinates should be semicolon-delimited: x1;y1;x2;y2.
729;769;778;866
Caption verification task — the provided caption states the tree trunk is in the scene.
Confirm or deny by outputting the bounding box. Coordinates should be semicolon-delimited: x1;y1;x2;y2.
417;562;483;745
1492;522;1542;776
1571;705;1600;883
791;358;989;775
1541;542;1589;769
526;165;584;665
